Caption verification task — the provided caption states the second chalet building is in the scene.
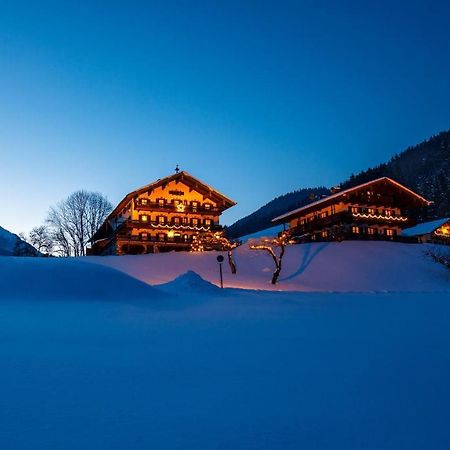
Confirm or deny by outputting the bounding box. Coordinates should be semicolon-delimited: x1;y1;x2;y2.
90;170;236;255
272;177;431;241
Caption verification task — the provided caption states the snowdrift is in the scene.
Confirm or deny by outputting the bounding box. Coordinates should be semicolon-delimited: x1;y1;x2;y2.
87;241;450;292
0;257;158;300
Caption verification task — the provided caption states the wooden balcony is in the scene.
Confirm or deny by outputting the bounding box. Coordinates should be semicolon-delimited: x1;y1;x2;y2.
134;201;220;215
125;220;223;232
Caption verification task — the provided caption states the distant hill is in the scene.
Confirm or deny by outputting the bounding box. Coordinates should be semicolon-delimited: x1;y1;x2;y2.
226;129;450;238
0;226;40;256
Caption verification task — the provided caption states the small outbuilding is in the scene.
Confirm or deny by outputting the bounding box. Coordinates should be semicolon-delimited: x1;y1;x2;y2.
401;218;450;244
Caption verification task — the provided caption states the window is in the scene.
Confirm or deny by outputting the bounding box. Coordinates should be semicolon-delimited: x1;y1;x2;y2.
141;215;148;222
352;226;360;234
385;209;393;217
204;203;211;210
386;229;395;237
158;198;165;207
141;198;148;205
191;201;198;212
158;233;165;242
367;227;376;235
319;211;328;219
173;217;181;225
367;208;375;215
192;218;199;226
141;232;148;241
351;207;359;214
321;230;328;238
158;216;165;224
204;219;212;227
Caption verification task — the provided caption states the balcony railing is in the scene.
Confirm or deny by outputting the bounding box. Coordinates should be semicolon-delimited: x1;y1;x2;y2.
127;220;222;232
134;201;220;215
116;235;194;244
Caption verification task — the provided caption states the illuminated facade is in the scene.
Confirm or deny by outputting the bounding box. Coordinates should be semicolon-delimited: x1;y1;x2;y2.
272;177;431;242
401;218;450;244
90;170;236;255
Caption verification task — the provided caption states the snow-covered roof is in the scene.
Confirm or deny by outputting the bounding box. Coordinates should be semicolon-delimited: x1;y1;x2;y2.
401;218;450;237
272;177;432;223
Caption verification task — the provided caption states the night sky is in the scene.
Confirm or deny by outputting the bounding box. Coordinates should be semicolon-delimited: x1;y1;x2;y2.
1;0;450;233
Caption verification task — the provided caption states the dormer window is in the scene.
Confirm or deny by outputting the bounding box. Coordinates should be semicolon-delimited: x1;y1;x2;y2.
204;203;211;210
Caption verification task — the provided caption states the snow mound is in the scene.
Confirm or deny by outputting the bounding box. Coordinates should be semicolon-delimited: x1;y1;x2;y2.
157;270;220;294
0;257;158;300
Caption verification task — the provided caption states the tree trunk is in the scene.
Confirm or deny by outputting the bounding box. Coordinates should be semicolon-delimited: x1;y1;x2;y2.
227;250;237;274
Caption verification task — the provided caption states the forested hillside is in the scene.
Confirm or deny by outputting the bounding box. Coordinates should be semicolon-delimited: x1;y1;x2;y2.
227;129;450;238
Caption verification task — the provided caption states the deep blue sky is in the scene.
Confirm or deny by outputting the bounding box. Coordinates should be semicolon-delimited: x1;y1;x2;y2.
1;0;450;234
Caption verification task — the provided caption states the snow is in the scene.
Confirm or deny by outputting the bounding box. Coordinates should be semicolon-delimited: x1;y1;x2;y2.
1;242;450;449
401;218;450;236
87;241;450;292
0;256;158;300
0;226;22;255
238;224;284;242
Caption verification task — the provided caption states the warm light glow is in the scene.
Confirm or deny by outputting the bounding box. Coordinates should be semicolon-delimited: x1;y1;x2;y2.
167;230;175;238
352;212;407;222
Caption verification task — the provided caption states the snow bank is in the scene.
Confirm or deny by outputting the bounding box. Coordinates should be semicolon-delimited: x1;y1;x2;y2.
86;241;450;292
0;256;158;300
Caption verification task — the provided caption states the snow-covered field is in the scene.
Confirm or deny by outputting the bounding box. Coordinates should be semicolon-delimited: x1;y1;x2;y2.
1;242;450;449
87;241;450;292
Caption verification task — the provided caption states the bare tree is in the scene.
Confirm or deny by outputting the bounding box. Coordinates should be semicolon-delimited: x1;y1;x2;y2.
28;225;54;254
47;190;113;257
249;231;294;284
191;231;240;273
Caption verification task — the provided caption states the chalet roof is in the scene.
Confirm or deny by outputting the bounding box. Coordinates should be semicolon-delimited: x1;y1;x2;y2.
108;170;236;220
272;177;432;223
401;218;450;237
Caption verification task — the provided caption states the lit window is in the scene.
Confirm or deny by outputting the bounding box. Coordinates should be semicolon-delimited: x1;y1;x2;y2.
173;217;181;225
321;230;328;238
386;229;395;237
352;226;360;234
141;198;148;205
158;233;165;242
367;208;375;215
204;203;211;210
351;207;359;214
192;218;199;226
367;227;376;235
319;212;328;219
191;201;198;212
158;216;165;224
205;219;211;226
141;215;148;222
141;232;148;240
158;199;165;207
385;209;393;217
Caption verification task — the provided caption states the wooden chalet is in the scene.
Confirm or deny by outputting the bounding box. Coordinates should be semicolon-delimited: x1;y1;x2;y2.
272;177;431;242
90;170;236;255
